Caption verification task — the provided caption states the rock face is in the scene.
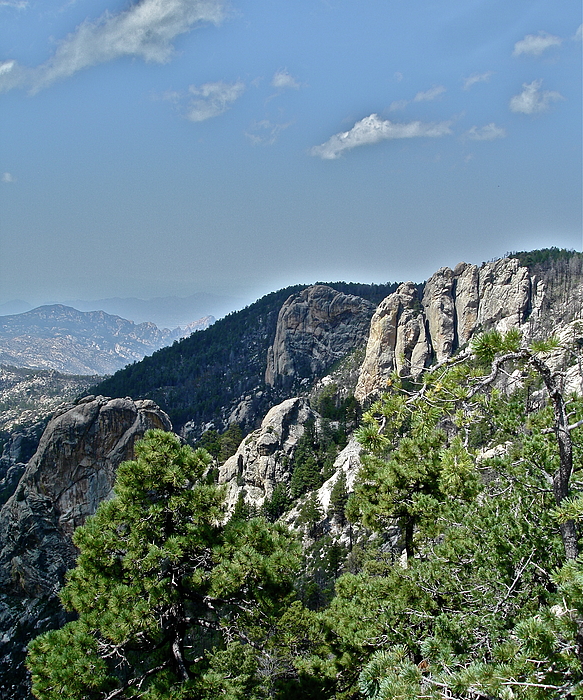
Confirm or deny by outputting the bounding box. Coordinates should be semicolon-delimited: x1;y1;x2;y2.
356;256;583;401
0;396;171;698
218;398;315;511
356;282;430;399
265;286;376;391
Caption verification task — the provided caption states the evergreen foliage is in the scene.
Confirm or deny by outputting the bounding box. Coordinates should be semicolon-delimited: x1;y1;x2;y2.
306;332;583;698
88;282;396;431
507;247;579;270
27;430;303;699
28;329;583;700
263;483;292;523
290;419;346;500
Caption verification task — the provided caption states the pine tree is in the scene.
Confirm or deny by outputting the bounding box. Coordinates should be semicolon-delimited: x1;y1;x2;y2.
327;471;349;526
27;429;301;700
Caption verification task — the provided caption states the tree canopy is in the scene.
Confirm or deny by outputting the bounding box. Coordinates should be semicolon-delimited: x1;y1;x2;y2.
27;430;304;700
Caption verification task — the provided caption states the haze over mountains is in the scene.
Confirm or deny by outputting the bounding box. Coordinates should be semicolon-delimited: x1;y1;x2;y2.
0;305;214;375
0;292;240;330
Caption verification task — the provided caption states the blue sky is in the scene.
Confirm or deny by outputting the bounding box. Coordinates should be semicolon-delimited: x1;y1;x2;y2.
0;0;581;312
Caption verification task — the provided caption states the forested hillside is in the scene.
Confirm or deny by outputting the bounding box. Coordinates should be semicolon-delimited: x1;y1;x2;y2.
28;331;583;699
91;281;398;433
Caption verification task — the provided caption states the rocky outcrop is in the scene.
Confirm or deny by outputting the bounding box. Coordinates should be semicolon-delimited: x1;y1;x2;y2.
218;398;315;511
0;421;46;507
0;396;171;698
356;256;583;401
356;283;430;399
265;286;375;390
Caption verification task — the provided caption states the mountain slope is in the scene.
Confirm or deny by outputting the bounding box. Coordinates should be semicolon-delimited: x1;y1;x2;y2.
91;282;398;435
0;305;213;375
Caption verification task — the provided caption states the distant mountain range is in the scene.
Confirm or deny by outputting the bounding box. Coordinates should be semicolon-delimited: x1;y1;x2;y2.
0;305;214;375
0;292;240;330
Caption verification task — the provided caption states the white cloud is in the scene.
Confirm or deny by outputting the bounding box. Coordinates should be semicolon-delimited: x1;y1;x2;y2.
575;24;582;41
185;80;245;122
0;0;225;94
464;123;506;141
0;60;16;76
513;31;562;57
271;70;300;90
413;85;446;102
463;71;493;90
2;172;15;183
509;79;564;114
245;119;293;145
310;113;452;160
0;0;28;7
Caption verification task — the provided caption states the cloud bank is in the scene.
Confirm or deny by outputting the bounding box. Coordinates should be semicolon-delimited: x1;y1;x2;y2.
186;80;245;121
513;31;562;57
0;0;225;94
310;114;452;159
509;79;564;114
464;123;506;141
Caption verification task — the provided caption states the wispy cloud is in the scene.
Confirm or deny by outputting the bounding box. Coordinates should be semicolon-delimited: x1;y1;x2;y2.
245;119;293;145
185;80;245;122
512;31;562;57
388;99;409;112
310;114;452;160
463;71;493;90
509;79;564;114
575;24;582;41
271;70;300;90
0;0;225;94
464;123;506;141
0;0;28;7
2;172;15;183
389;85;446;111
413;85;446;102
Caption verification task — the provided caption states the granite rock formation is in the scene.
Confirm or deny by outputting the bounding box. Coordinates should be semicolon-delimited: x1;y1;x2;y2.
218;397;315;512
265;285;375;391
356;256;583;400
0;396;171;697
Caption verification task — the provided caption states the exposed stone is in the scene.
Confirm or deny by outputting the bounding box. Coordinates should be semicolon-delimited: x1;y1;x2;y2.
356;256;583;401
0;396;171;698
453;262;480;346
218;398;315;511
422;267;456;363
477;258;531;332
265;285;375;390
355;283;428;401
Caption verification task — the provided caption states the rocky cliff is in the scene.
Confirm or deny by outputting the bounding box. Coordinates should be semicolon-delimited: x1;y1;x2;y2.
265;285;375;390
356;255;583;401
219;398;315;511
0;396;171;697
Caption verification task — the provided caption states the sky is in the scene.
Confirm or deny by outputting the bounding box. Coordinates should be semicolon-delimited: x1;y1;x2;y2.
0;0;581;314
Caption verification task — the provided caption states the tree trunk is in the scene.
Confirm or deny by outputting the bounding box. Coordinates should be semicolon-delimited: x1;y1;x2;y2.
531;356;579;560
